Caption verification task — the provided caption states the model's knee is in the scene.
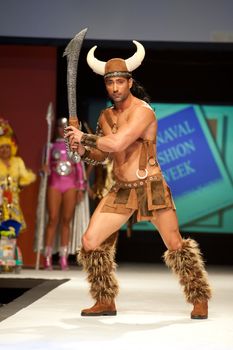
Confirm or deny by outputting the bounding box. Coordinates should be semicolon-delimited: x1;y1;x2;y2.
82;233;98;251
48;216;58;227
61;217;71;228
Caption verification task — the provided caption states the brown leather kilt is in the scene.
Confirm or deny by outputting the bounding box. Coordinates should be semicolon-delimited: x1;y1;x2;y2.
100;172;176;222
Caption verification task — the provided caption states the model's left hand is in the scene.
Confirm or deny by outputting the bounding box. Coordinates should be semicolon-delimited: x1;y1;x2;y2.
65;126;83;149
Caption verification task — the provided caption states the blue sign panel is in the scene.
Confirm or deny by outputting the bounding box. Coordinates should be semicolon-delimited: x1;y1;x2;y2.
157;106;222;197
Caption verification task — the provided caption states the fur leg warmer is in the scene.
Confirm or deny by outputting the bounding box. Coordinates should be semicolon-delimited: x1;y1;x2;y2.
163;238;212;304
77;232;119;304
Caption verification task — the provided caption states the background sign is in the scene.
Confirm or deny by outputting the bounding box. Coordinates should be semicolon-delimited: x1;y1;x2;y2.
132;104;233;233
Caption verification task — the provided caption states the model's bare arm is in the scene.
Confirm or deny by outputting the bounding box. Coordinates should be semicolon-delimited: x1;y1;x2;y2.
98;107;155;152
66;106;155;152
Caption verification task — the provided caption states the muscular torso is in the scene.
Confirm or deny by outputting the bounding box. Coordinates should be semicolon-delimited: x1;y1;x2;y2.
99;97;160;181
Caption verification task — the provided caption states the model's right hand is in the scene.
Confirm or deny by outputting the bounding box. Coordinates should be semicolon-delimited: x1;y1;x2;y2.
76;190;84;203
40;164;50;175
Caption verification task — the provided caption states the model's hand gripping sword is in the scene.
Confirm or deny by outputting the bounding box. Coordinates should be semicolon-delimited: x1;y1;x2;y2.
63;28;88;162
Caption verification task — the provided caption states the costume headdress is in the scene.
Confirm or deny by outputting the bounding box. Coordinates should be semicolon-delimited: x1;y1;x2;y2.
0;118;18;156
87;40;145;79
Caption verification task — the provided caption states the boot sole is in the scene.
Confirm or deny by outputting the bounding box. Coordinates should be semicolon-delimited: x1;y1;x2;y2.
191;315;208;319
81;310;117;317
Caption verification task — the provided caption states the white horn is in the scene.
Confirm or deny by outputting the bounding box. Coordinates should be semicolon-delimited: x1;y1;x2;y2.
125;40;145;72
86;45;106;75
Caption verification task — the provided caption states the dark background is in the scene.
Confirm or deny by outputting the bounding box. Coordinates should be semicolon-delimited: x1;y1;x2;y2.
56;40;233;119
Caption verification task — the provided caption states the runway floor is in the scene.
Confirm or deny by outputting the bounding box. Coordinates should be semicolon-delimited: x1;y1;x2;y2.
0;263;232;350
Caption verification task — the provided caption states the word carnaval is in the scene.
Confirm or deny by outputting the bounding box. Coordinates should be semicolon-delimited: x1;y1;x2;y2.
157;120;195;146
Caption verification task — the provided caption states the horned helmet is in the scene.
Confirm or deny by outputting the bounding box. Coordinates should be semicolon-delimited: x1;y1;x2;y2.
87;41;145;79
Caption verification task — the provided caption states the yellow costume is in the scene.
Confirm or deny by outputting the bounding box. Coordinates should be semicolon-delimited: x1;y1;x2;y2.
0;118;36;232
0;156;36;230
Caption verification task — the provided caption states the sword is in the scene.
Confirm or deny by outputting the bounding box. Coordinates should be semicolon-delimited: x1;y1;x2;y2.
63;27;88;162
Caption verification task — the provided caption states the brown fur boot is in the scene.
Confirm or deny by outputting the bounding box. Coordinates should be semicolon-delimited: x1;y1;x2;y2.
163;238;212;319
191;300;208;319
81;301;117;316
77;232;119;316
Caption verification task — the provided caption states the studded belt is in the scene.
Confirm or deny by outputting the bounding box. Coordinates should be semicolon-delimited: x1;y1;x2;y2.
112;174;162;191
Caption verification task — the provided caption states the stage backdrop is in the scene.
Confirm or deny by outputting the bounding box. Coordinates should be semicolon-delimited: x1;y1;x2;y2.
0;45;57;267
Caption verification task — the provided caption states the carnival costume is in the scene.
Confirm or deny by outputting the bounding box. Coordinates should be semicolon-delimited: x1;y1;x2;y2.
0;118;36;272
77;41;211;318
48;137;85;193
0;119;36;230
41;122;89;270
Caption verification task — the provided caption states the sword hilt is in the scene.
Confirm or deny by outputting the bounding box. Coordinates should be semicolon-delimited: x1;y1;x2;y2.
64;116;81;163
69;116;79;129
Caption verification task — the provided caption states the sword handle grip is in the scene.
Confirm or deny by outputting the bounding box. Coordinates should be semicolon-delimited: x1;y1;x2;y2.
65;116;81;163
69;116;79;129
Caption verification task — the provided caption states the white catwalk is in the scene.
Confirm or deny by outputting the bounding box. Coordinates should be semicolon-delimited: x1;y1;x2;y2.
0;264;232;350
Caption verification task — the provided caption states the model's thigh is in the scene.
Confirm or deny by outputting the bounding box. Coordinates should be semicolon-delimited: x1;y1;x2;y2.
61;188;77;221
47;187;62;219
151;208;183;250
83;194;134;249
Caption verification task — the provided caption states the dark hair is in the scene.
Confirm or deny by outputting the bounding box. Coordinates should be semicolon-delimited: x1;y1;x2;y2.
130;79;151;103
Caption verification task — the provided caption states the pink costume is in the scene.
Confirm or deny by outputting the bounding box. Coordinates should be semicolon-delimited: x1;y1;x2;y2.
48;138;85;193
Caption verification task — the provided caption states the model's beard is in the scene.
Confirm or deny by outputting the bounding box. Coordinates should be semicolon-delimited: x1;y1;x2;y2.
110;91;129;104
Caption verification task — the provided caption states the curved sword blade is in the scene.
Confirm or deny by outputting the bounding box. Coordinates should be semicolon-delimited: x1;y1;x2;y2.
63;27;88;117
63;28;88;163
